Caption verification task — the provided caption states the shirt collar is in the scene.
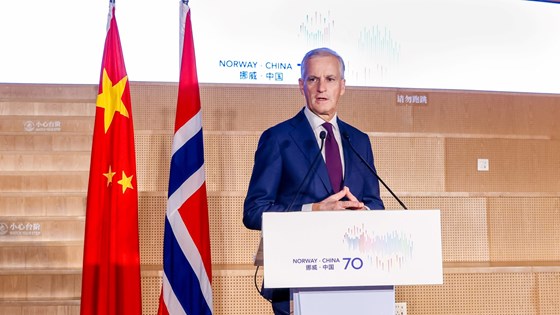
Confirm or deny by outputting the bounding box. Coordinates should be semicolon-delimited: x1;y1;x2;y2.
303;106;339;132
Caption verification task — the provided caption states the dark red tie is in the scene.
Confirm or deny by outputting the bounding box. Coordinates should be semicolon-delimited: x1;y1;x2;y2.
322;122;343;192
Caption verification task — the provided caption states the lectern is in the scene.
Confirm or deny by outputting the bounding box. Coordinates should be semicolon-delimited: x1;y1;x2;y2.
259;210;443;315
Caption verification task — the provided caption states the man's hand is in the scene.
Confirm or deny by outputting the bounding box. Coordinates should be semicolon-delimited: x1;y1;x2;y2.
312;186;365;211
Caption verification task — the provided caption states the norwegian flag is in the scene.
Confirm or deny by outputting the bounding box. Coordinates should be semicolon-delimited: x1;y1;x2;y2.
157;2;213;315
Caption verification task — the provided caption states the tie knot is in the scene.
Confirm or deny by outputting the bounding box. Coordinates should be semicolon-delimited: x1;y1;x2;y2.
322;122;334;134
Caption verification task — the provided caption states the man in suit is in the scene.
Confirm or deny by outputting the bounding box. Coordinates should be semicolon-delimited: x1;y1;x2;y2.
243;47;385;315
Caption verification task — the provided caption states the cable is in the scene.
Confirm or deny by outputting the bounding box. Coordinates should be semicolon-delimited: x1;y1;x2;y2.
253;265;291;315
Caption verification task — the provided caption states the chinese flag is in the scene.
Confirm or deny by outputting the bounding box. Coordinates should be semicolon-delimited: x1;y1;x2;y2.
80;2;142;315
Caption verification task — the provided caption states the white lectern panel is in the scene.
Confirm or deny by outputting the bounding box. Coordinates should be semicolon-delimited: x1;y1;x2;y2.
262;210;443;288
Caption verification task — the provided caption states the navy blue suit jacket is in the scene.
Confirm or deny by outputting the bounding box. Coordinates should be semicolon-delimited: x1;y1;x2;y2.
243;108;385;231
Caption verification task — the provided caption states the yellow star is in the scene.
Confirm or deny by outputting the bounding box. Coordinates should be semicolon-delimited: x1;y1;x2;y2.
117;171;134;194
103;165;116;186
96;68;129;133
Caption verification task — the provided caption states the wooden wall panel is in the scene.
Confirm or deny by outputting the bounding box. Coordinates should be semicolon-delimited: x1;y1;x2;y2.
0;274;81;299
0;135;91;152
141;274;163;315
135;134;172;192
411;92;517;135
49;135;92;152
0;84;96;101
396;273;538;315
0;101;93;116
0;152;90;172
204;133;259;193
2;82;560;314
0;244;83;268
343;87;413;133
0;173;88;193
0;306;21;315
0;194;85;217
212;274;271;315
130;84;178;132
200;85;302;133
372;136;445;193
0;305;80;315
445;138;560;192
538;273;560;315
207;195;260;265
138;195;165;265
411;91;558;137
487;197;560;262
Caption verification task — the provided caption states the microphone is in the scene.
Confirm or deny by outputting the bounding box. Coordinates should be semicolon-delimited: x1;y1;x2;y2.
286;131;327;211
342;132;408;210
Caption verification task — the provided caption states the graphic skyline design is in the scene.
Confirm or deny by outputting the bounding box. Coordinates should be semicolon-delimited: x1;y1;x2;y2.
343;224;414;271
299;11;334;47
298;13;401;85
348;25;401;83
358;25;400;60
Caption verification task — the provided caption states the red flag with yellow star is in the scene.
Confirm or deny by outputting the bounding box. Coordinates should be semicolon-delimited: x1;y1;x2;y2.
80;2;142;314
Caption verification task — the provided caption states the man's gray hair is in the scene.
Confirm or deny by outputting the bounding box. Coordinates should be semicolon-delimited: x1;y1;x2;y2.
300;47;345;80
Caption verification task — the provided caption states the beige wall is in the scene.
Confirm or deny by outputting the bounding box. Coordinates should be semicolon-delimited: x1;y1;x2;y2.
1;82;559;314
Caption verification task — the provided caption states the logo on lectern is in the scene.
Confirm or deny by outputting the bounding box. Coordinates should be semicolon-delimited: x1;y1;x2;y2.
343;224;414;271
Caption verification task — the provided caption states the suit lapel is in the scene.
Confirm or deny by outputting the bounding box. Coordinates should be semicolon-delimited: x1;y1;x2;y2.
289;109;332;194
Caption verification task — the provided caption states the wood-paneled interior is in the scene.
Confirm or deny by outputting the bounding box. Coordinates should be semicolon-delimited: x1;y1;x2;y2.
1;82;559;314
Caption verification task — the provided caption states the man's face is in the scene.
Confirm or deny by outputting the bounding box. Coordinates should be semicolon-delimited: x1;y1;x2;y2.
299;55;346;121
